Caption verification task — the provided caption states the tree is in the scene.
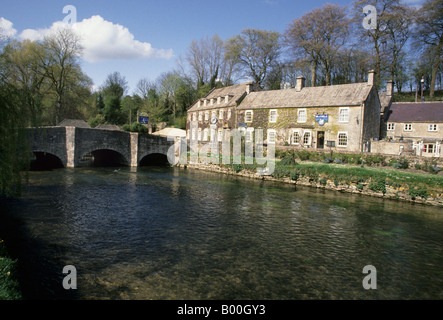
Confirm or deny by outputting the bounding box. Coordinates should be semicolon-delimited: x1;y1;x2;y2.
413;0;443;97
352;0;402;88
383;4;414;88
225;28;281;88
38;27;84;124
101;72;128;125
285;4;350;86
2;40;48;127
0;33;30;196
136;78;167;125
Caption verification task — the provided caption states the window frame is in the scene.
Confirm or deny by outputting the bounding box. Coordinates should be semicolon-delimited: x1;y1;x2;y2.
267;129;276;144
338;107;350;123
291;129;301;145
269;109;278;123
387;123;395;131
297;109;307;123
404;123;412;131
428;124;438;132
245;110;253;123
337;131;348;147
303;131;312;146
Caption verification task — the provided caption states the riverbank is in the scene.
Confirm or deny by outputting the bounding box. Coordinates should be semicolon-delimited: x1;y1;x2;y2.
178;159;443;207
0;237;22;300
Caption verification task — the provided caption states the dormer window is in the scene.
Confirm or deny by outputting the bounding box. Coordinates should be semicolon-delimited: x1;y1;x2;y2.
217;97;221;104
225;95;229;103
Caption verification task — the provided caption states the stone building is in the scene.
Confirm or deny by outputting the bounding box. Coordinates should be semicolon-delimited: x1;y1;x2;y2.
382;102;443;157
236;71;381;153
186;81;255;142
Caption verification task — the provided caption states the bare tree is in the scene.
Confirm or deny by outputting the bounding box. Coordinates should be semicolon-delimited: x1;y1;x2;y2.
413;0;443;97
225;28;281;88
38;27;83;124
353;0;402;88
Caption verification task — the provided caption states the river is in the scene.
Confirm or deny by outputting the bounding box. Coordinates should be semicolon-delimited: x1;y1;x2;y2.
0;166;442;300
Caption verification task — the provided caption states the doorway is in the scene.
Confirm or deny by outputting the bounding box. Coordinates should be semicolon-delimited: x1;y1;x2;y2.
317;131;325;149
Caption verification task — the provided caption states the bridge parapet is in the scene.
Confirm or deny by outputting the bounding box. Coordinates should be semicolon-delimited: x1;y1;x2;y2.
28;126;176;168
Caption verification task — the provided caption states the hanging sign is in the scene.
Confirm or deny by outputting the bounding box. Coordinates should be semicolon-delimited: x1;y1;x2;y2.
315;114;329;126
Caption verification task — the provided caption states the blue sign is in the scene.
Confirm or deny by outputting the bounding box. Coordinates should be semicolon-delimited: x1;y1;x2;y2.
139;116;149;124
315;114;328;126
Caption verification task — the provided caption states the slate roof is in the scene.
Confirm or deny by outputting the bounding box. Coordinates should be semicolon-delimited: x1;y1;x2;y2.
188;81;253;112
57;119;91;128
386;102;443;123
238;82;373;109
96;124;122;131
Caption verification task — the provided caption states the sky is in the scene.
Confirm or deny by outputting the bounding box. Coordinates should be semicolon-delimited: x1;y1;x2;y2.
0;0;425;94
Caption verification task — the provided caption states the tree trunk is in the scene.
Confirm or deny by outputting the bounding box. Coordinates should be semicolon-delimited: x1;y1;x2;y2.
430;44;441;98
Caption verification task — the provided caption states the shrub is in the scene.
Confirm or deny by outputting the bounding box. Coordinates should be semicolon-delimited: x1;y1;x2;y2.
369;178;386;194
409;186;428;200
319;177;328;186
272;165;291;179
290;171;300;181
280;153;297;166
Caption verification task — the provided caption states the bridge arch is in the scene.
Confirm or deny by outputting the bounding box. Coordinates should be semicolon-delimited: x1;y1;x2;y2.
30;151;65;170
138;152;170;166
80;149;130;167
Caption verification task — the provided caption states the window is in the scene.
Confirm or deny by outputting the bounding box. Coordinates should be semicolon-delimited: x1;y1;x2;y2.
227;109;231;120
203;128;209;141
212;110;216;119
205;111;209;121
404;124;412;131
267;129;276;144
339;108;349;122
269;109;278;123
423;144;435;154
187;129;190;140
198;128;202;141
245;110;253;123
198;112;202;121
298;109;307;123
337;132;348;147
428;124;438;132
192;113;197;121
291;130;300;145
387;123;395;130
218;129;223;142
191;128;197;140
303;131;311;145
219;109;224;120
245;128;254;142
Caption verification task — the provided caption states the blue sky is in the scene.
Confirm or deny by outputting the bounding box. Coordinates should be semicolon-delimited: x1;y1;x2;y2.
0;0;424;94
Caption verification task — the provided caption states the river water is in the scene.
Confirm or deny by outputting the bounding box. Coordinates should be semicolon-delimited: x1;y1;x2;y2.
1;166;442;300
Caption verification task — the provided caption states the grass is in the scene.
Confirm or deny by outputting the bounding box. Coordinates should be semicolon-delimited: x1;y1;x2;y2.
0;238;22;300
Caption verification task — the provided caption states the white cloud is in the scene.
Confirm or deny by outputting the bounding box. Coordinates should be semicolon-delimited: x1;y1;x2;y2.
18;15;174;63
0;17;17;38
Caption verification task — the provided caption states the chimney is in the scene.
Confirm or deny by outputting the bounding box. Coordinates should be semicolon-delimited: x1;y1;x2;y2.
296;76;305;92
245;81;253;94
386;80;394;97
368;70;375;86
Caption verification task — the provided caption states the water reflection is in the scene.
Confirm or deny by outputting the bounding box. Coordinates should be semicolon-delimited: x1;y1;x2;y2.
1;167;442;300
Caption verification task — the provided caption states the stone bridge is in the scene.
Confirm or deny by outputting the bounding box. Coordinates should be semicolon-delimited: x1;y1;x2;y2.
27;126;178;168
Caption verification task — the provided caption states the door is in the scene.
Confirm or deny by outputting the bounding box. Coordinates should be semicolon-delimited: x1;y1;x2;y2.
317;131;325;149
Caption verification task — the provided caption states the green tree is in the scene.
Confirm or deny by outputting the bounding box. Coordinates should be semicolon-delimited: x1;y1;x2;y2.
101;72;128;125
